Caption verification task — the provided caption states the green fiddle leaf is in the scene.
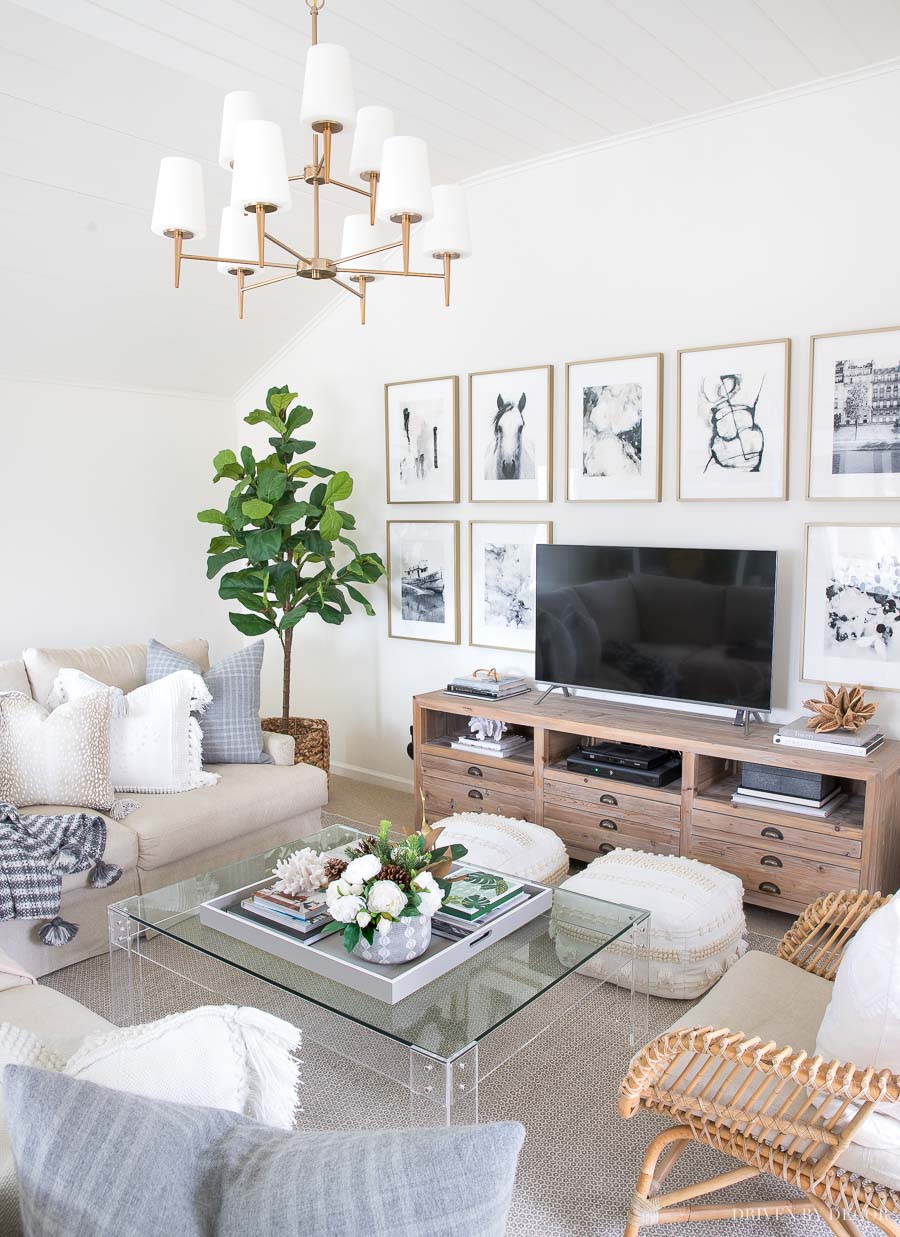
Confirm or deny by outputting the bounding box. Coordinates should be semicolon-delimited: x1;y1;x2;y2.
319;507;343;541
268;389;297;416
285;404;313;433
318;604;344;625
340;511;356;530
235;590;270;615
265;384;289;414
219;569;265;599
213;449;237;473
272;500;315;525
338;535;361;557
324;470;353;504
296;530;331;558
197;508;227;525
245;409;285;435
256;470;287;504
216;463;244;482
240;445;256;475
256;453;285;473
282;438;316;455
207;535;235;554
241;498;273;521
206;548;245;579
279;605;309;631
228;612;275;637
245;527;282;561
289;462;333;479
346;585;375;616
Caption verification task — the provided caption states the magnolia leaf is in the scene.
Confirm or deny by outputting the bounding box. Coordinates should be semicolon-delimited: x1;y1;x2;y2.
245;527;282;562
256;470;287;504
206;548;245;579
324;470;353;504
342;922;360;954
241;498;273;521
228;611;274;637
285;404;313;433
197;508;227;525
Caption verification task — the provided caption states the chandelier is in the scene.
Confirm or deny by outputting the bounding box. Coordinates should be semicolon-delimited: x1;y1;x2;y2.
150;0;471;324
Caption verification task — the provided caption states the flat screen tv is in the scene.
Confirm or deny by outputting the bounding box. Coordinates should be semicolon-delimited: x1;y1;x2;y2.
535;544;777;712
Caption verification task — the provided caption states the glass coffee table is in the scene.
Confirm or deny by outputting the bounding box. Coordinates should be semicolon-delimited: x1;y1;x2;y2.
108;822;650;1125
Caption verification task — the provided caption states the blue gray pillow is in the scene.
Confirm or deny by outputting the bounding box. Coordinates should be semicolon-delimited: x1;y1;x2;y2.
147;638;271;764
5;1065;525;1237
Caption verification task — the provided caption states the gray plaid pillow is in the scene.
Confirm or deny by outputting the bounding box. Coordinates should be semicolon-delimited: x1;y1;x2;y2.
146;639;271;765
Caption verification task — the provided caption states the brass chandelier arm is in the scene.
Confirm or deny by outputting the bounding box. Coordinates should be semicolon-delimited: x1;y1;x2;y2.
181;252;297;270
335;267;443;278
244;271;301;292
337;239;402;265
327;177;370;198
264;231;311;264
332;276;362;298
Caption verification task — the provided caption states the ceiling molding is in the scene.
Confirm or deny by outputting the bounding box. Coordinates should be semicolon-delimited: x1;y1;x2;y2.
0;371;228;402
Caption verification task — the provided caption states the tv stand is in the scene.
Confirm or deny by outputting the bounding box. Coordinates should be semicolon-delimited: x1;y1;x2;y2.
732;709;765;736
534;683;571;706
412;687;900;917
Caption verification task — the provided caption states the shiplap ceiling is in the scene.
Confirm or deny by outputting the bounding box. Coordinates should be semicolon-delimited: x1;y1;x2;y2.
2;0;900;395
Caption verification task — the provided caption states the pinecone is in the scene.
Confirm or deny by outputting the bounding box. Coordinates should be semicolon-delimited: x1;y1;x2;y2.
378;863;412;890
351;837;379;857
322;857;348;884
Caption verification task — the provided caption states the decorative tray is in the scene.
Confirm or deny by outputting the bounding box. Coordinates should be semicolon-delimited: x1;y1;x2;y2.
199;870;552;1005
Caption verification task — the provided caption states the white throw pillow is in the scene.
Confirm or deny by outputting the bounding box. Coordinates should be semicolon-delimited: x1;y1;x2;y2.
50;668;218;794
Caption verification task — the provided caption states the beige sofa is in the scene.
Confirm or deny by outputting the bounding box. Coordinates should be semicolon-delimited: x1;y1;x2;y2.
0;638;328;976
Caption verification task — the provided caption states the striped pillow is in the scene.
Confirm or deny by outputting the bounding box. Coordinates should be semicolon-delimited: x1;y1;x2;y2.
146;639;271;765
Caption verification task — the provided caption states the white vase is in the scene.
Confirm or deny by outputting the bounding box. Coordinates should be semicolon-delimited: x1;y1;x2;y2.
352;915;431;965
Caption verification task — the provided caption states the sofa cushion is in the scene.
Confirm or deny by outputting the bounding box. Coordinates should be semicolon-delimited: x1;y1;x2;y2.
0;949;34;995
0;661;29;697
22;638;209;708
126;761;328;872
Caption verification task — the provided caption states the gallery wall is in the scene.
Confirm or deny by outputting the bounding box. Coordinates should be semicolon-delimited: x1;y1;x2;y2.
0;377;238;660
236;64;900;787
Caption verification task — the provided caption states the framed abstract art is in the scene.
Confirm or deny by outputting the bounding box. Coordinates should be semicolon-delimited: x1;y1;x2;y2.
677;338;790;501
384;376;459;504
468;364;552;502
565;353;662;502
469;521;552;652
387;521;460;645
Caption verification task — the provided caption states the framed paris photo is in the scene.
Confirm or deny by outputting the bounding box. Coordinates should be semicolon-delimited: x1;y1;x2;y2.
469;521;552;652
807;325;900;499
387;521;460;645
801;523;900;692
677;338;790;501
565;352;662;501
384;375;458;504
468;364;552;502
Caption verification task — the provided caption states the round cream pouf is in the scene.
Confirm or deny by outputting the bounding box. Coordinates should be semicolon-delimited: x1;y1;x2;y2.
552;849;748;999
432;813;570;886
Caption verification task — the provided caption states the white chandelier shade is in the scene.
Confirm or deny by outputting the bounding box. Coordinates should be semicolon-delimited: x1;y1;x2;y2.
349;105;395;178
217;206;260;275
299;42;355;132
218;91;264;170
151;156;206;239
376;136;433;223
230;120;292;212
340;213;397;268
422;185;472;258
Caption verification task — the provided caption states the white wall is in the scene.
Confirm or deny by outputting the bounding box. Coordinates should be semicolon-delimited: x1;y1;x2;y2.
237;66;900;787
0;378;238;661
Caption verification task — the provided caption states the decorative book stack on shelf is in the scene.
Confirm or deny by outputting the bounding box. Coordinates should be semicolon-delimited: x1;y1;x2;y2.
413;688;900;917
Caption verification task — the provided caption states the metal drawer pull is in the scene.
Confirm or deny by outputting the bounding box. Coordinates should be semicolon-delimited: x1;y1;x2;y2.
467;766;483;778
759;881;781;896
599;793;618;806
467;788;484;800
761;855;783;868
761;826;784;841
598;818;618;831
598;842;616;854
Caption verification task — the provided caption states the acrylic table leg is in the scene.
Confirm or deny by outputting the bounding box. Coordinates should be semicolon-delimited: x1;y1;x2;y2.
409;1042;479;1127
627;916;651;1050
107;905;142;1027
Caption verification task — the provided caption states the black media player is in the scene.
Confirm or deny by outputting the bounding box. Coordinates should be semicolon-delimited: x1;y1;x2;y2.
566;751;682;788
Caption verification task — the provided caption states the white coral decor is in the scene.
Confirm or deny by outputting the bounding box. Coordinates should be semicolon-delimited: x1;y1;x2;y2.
367;880;407;918
271;847;326;897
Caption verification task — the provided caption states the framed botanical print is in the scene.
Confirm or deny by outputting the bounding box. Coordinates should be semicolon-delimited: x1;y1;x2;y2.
802;523;900;692
677;338;790;501
384;376;458;503
387;521;459;645
565;353;662;501
468;365;552;502
807;326;900;499
469;521;552;652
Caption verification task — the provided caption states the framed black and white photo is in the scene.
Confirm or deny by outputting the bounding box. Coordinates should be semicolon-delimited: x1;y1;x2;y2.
808;326;900;500
384;376;458;504
677;339;790;501
387;521;459;645
802;523;900;692
468;365;552;502
565;353;662;502
469;521;552;652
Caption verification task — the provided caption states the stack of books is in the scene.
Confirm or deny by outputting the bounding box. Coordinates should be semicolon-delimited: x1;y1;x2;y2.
239;887;333;938
732;782;848;818
773;717;884;759
435;871;528;931
444;674;530;701
450;730;528;759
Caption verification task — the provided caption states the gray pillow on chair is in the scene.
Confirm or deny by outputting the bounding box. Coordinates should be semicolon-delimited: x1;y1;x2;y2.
5;1066;525;1237
146;638;271;764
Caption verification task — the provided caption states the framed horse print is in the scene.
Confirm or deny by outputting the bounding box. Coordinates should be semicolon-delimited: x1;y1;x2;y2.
384;375;459;504
468;364;553;502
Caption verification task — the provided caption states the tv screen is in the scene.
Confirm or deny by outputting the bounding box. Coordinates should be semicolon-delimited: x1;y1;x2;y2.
535;545;777;711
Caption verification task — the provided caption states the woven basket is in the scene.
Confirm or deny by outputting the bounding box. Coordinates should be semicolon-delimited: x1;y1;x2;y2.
261;716;330;774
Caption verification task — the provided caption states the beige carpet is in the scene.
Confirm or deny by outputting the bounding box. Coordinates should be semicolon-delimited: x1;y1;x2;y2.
42;777;863;1236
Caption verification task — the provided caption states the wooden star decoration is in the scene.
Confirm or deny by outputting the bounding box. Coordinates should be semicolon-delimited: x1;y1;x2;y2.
802;683;877;734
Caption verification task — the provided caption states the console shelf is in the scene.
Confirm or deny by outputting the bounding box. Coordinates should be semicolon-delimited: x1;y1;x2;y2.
412;688;900;916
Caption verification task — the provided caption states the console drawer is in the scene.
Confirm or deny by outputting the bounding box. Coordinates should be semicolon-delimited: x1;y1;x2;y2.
689;836;859;909
544;785;680;833
544;801;679;861
544;770;681;818
692;806;862;864
421;778;535;822
421;751;533;794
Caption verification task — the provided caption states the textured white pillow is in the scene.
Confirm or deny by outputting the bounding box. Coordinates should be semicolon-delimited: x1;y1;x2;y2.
50;668;218;794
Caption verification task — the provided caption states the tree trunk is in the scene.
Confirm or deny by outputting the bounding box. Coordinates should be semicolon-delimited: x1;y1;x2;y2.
282;627;293;720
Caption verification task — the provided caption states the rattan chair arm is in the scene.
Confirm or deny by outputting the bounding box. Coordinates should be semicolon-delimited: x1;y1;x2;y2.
777;890;890;979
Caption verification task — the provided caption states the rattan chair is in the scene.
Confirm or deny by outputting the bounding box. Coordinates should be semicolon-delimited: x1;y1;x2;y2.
620;889;899;1236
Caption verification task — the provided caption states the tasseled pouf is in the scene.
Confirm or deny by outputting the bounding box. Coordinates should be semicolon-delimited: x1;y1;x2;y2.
431;813;570;886
551;849;748;999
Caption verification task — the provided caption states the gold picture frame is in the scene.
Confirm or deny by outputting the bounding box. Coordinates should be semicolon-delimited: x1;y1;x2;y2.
676;337;791;502
468;520;553;653
806;325;900;501
564;352;663;502
384;375;459;504
468;364;553;502
386;520;460;645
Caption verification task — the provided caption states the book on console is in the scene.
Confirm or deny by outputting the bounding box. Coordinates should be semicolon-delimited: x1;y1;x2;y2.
734;785;843;810
731;791;848;818
776;717;882;744
444;685;531;701
773;733;883;758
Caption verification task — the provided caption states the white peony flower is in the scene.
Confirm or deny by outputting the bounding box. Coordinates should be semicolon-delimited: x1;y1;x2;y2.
355;910;372;928
376;916;393;936
271;847;327;897
329;894;365;924
412;870;444;918
344;854;381;885
325;878;362;909
366;880;407;918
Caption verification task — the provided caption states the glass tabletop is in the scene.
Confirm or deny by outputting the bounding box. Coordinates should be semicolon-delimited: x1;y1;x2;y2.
113;822;649;1060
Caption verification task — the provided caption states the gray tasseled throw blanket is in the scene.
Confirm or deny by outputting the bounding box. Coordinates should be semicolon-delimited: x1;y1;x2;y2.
0;802;123;946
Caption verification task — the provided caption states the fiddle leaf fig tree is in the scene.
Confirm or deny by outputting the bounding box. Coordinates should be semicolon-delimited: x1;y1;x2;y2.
198;385;385;719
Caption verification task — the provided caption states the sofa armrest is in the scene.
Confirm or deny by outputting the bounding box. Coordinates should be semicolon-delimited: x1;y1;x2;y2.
0;946;37;992
262;730;296;766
